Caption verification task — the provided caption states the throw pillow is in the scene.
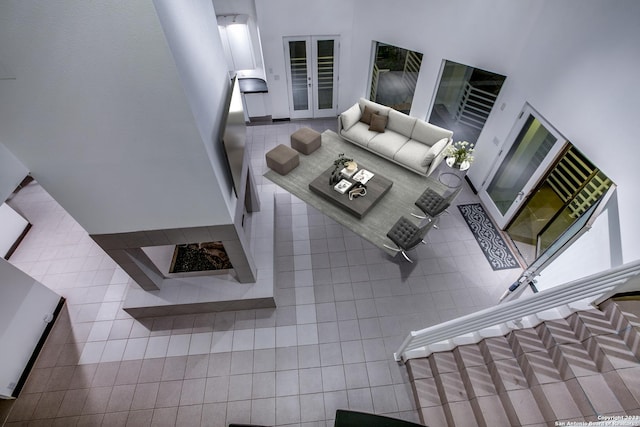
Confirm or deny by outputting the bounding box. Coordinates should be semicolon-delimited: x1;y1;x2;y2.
368;113;387;133
360;106;378;125
341;104;361;131
420;137;450;167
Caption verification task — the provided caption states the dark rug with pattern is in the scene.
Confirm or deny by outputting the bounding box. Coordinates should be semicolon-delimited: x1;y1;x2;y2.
457;203;519;270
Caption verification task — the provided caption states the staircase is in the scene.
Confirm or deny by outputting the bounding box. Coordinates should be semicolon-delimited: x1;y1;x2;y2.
406;297;640;426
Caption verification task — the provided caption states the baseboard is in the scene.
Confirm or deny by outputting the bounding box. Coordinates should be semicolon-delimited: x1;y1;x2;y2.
4;223;32;260
12;297;66;398
465;176;477;194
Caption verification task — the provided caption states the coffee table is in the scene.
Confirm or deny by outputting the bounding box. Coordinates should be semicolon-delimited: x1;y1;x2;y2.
308;165;393;219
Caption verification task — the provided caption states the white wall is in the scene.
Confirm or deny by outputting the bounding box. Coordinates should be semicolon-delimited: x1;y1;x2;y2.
0;143;28;203
153;0;238;219
214;0;266;79
471;0;640;265
0;1;233;235
255;0;357;118
534;207;616;291
256;0;640;265
0;259;60;398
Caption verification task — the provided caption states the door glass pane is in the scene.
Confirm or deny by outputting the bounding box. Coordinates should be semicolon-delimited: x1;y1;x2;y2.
487;115;557;215
505;144;613;265
316;40;334;110
538;163;612;253
429;60;506;145
369;42;422;114
288;41;308;111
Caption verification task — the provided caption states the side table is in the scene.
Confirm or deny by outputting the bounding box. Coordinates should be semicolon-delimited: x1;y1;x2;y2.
438;157;470;188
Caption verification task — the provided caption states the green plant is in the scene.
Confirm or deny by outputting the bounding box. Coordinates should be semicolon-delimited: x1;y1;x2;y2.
445;141;474;165
333;153;353;168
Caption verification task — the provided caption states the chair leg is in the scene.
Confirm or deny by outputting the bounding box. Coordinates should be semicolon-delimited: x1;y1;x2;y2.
383;244;401;253
384;244;413;263
401;251;413;263
410;213;426;219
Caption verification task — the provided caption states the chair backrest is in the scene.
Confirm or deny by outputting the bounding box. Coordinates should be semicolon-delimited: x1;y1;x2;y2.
404;218;436;250
416;187;449;216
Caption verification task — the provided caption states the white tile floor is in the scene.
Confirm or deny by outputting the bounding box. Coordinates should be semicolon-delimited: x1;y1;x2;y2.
3;118;521;426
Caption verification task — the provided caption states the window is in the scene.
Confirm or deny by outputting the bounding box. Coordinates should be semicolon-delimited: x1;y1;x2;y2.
369;42;422;114
429;60;506;144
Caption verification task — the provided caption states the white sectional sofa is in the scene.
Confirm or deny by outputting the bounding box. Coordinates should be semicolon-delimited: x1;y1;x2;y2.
338;98;454;176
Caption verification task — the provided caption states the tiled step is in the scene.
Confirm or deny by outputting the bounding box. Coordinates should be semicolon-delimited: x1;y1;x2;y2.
538;313;640;418
454;345;511;427
568;309;640;373
429;352;477;427
406;358;447;427
600;299;640;357
479;336;546;426
509;329;597;423
405;300;640;426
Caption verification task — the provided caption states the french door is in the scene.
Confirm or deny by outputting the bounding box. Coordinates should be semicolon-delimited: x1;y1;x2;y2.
284;36;339;119
478;105;566;229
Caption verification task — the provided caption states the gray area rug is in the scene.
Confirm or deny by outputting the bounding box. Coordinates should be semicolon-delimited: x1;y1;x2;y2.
264;130;448;255
457;203;520;270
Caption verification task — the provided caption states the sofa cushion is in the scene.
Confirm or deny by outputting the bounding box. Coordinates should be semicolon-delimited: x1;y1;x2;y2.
359;98;390;116
368;113;388;132
411;120;453;146
387;109;416;136
360;106;378;125
393;140;430;173
420;137;450;167
341;104;361;131
341;122;378;147
368;131;409;158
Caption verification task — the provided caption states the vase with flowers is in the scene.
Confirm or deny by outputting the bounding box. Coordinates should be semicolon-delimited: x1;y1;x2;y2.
445;141;474;169
329;153;354;185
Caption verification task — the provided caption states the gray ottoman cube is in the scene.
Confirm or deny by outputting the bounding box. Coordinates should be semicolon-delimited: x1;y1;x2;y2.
291;127;321;155
266;144;299;175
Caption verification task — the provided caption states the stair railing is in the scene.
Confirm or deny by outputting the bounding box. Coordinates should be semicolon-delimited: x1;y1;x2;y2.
394;259;640;362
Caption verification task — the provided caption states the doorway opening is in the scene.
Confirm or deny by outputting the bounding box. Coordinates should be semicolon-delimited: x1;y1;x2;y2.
429;60;506;144
369;42;422;114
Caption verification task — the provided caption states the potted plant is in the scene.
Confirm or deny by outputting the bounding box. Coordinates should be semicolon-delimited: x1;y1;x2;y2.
445;141;474;169
329;153;353;185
